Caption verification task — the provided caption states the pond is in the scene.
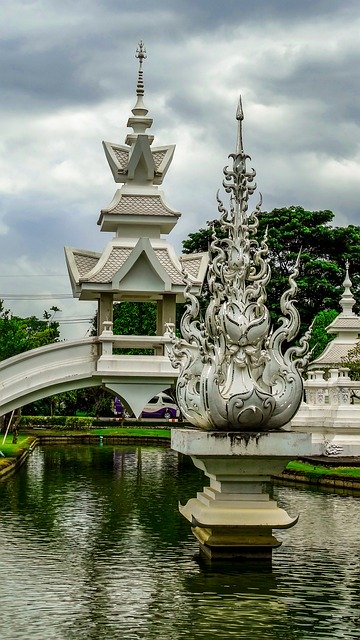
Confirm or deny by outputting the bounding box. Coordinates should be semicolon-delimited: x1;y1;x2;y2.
0;444;360;640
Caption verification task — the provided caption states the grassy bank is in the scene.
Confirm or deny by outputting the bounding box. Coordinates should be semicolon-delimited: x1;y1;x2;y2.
285;460;360;480
0;434;35;458
23;427;171;439
0;428;171;479
0;434;37;479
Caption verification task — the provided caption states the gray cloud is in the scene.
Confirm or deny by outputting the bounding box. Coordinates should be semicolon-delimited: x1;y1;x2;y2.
0;0;359;338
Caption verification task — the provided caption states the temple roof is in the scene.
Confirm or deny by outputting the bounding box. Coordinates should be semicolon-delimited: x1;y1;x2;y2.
64;42;203;307
65;241;208;301
98;192;180;234
103;141;175;185
310;342;356;367
310;264;360;368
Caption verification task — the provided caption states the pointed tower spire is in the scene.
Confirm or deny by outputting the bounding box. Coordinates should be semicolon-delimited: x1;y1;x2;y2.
340;260;356;316
236;95;244;154
132;40;148;116
126;41;153;146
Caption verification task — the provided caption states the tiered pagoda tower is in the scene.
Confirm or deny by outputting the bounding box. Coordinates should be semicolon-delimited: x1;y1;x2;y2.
65;42;207;337
309;262;360;370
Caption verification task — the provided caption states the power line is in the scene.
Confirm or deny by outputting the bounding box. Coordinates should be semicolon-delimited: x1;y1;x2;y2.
0;294;73;300
57;318;93;324
0;274;67;278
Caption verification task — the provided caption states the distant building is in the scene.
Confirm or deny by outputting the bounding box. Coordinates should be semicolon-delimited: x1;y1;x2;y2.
309;263;360;371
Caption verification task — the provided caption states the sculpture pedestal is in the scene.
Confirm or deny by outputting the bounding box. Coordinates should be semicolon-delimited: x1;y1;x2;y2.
172;429;311;560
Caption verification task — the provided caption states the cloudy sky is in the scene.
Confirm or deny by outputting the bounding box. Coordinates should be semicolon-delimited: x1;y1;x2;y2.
1;0;359;339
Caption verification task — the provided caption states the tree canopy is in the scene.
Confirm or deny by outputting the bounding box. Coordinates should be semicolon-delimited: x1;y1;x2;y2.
182;206;360;334
0;302;60;362
342;342;360;381
308;309;338;361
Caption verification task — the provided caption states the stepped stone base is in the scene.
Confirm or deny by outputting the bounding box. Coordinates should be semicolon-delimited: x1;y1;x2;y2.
172;428;311;560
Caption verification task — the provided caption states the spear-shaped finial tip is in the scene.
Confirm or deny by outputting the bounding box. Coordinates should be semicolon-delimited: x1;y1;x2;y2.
235;95;244;154
236;95;244;121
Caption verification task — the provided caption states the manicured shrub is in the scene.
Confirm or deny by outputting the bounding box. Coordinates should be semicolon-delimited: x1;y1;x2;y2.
20;415;94;430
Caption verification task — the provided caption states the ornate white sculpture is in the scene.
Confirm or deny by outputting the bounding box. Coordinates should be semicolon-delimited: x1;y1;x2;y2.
168;99;310;431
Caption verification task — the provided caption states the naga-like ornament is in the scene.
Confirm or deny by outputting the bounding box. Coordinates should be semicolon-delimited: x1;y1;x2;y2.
167;98;310;431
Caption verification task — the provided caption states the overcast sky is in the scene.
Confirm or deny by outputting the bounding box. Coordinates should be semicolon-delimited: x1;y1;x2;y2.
1;0;359;339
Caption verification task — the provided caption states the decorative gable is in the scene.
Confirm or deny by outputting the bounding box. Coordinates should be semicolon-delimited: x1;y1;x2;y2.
112;238;172;293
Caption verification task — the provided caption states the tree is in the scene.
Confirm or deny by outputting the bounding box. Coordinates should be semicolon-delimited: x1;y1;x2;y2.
0;302;60;426
183;206;360;334
342;342;360;381
112;301;157;338
0;301;60;361
308;309;338;361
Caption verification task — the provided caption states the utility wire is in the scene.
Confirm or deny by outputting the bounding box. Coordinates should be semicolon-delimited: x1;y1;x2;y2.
0;294;73;300
0;274;68;277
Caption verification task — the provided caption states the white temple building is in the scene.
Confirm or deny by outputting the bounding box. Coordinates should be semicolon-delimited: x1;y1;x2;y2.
65;42;207;337
291;264;360;455
308;263;360;371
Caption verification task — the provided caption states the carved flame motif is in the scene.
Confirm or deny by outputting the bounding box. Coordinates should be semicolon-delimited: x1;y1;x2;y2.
167;100;310;431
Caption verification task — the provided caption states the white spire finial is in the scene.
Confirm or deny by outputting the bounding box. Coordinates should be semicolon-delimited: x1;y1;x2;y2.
236;95;244;154
132;41;148;117
126;41;153;145
135;41;147;98
340;261;356;316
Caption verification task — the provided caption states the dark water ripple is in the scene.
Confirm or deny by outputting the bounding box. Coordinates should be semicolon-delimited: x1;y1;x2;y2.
1;445;360;640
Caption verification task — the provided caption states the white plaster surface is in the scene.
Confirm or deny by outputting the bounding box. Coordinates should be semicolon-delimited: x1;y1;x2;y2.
171;428;311;458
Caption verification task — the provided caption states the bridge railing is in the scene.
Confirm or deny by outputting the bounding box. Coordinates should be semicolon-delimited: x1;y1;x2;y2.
97;321;174;358
304;368;360;406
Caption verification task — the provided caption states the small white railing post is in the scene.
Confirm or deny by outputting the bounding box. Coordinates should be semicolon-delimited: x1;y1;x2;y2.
99;321;114;357
304;370;326;405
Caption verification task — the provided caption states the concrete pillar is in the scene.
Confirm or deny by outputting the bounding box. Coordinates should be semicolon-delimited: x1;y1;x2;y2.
97;293;114;335
156;295;177;335
156;295;176;355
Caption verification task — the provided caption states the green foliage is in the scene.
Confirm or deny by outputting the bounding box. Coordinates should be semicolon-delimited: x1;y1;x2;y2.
257;207;360;332
342;341;360;381
0;301;60;361
182;206;360;334
112;301;157;336
24;387;117;418
20;415;94;430
91;301;157;355
182;222;224;254
308;309;339;361
0;435;32;458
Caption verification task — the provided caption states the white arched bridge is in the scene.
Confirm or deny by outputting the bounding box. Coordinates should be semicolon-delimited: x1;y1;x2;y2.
0;325;178;418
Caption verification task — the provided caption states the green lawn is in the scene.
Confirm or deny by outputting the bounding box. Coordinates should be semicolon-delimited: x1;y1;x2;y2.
90;428;171;438
286;460;360;479
0;435;33;458
27;427;172;438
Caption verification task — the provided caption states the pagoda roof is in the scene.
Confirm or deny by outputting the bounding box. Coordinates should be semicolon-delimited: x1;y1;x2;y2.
327;315;360;332
65;240;208;301
97;191;180;234
309;341;356;367
309;263;360;368
103;141;175;185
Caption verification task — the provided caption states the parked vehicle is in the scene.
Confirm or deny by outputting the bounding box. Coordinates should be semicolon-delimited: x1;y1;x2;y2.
113;393;180;419
141;392;180;419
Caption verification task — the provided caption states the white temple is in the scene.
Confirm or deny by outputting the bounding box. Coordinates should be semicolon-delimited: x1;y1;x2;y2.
309;262;360;370
65;42;207;337
291;264;360;453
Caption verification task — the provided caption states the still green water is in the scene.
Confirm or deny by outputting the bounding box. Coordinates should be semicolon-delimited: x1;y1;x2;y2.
0;444;360;640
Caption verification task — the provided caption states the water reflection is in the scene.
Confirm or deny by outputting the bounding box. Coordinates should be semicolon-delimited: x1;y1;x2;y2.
0;445;360;639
